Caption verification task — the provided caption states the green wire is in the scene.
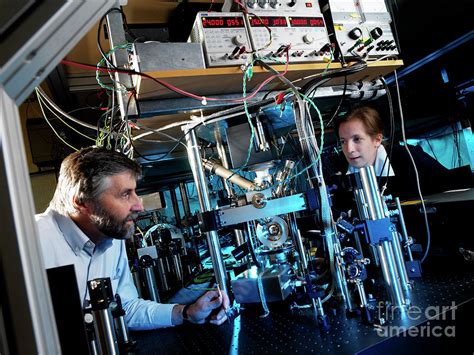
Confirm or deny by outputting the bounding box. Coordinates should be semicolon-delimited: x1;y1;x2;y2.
96;43;133;92
228;55;286;180
225;54;327;189
285;93;324;183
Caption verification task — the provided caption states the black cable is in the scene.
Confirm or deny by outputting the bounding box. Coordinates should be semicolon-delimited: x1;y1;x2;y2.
246;227;261;268
97;7;123;70
325;75;348;128
424;137;438;160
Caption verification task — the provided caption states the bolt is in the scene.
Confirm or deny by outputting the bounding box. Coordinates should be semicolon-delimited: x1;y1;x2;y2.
268;224;280;235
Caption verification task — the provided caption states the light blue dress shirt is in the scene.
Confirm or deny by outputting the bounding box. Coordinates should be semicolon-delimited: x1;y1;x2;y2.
35;208;176;330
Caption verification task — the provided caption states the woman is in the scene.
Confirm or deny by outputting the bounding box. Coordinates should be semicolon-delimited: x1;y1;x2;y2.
335;106;453;198
337;106;394;178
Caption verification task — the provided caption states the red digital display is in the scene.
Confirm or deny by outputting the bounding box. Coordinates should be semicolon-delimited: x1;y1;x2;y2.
289;17;325;27
248;16;288;28
201;16;245;28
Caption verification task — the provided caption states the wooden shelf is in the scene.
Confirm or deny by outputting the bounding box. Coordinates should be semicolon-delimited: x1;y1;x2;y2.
136;59;403;100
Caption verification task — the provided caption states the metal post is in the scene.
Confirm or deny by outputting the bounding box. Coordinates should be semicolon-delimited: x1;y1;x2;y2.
179;183;191;219
358;166;409;308
92;308;119;355
334;241;355;311
356;280;368;307
144;266;161;303
185;127;229;294
289;213;309;273
358;166;386;220
214;128;246;246
105;11;137;118
391;230;412;292
214;128;232;195
291;100;347;318
169;186;182;228
395;197;414;261
378;241;406;308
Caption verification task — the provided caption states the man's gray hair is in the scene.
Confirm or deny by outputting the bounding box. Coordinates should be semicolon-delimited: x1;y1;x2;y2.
50;147;141;215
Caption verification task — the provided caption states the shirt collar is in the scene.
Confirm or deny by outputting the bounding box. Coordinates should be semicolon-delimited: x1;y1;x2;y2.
347;145;395;177
49;208;113;256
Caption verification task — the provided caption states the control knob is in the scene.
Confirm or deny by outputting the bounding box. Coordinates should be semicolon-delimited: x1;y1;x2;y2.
246;0;257;8
348;27;362;40
370;27;383;40
303;34;314;44
233;35;246;46
269;0;280;8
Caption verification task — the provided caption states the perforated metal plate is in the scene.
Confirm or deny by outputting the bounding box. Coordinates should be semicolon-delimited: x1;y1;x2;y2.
129;260;473;354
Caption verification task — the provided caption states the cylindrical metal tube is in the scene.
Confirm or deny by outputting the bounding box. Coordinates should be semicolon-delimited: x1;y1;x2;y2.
353;189;370;220
156;257;171;292
113;316;129;344
234;228;246;247
84;313;99;355
288;213;308;274
356;279;368;307
391;230;411;292
169;186;182;228
92;309;119;355
359;166;385;220
214;128;234;196
202;158;256;191
131;269;143;298
334;242;355;311
377;241;406;308
214;128;231;173
185;128;229;295
143;265;161;303
178;183;191;219
172;252;183;283
395;197;413;261
214;129;247;247
295;229;308;271
90;339;99;355
255;116;270;151
275;160;295;196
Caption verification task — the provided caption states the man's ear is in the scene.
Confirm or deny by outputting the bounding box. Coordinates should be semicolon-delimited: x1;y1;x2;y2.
72;195;93;214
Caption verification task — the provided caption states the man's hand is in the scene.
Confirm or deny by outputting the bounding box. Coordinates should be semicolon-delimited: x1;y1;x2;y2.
183;289;230;325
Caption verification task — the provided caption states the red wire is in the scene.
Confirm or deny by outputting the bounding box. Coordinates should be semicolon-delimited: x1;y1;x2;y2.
208;0;215;12
61;53;290;104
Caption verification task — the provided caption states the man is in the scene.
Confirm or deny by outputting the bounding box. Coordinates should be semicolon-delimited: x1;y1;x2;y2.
36;147;229;330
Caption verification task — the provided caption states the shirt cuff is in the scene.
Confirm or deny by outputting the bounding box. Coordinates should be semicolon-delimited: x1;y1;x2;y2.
161;303;178;327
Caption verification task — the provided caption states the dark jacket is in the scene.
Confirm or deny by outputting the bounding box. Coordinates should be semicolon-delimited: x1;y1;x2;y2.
385;144;472;199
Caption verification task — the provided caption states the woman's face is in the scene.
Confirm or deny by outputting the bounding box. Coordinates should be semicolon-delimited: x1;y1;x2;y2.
338;118;382;168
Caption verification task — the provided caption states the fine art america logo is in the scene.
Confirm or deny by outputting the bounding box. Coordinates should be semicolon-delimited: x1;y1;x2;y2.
375;302;457;338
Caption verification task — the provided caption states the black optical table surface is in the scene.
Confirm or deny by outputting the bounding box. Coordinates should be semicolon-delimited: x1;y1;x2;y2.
128;259;473;355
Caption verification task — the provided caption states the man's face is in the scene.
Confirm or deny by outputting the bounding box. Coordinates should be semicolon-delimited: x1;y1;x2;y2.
338;119;382;168
89;172;144;239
